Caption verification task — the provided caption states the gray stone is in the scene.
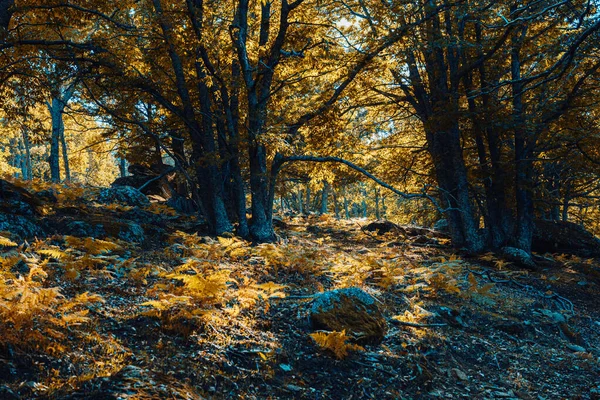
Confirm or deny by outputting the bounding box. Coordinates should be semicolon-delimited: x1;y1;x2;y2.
501;247;536;269
64;218;145;243
97;186;150;208
0;179;42;215
310;287;387;344
0;213;45;239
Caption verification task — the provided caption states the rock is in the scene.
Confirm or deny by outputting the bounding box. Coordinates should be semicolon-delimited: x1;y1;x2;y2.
64;220;104;238
0;213;45;239
64;218;145;242
309;287;387;345
109;220;145;242
364;220;401;235
433;219;449;232
285;384;304;392
97;186;150;208
0;179;43;215
533;219;600;256
112;163;176;199
538;309;566;324
450;368;468;382
279;363;292;372
36;189;58;203
501;247;536;269
121;208;165;226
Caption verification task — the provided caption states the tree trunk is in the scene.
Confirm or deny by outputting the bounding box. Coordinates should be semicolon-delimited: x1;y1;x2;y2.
21;128;32;180
320;181;329;215
60;119;70;182
305;184;311;215
343;187;350;219
119;158;127;178
374;187;380;219
425;123;484;252
332;188;340;218
152;0;232;235
511;23;534;253
49;97;62;183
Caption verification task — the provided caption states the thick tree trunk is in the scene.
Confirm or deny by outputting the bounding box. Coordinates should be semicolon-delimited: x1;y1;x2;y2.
343;188;350;219
511;24;534;253
248;138;275;241
332;188;340;218
21;128;32;180
119;158;127;178
153;0;232;235
49;97;62;183
320;181;329;215
425;123;483;252
374;187;380;220
60;121;70;182
225;58;249;238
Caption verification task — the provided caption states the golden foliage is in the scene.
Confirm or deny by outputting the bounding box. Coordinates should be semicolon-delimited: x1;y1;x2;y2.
309;330;364;359
64;236;122;255
0;235;17;247
0;252;103;352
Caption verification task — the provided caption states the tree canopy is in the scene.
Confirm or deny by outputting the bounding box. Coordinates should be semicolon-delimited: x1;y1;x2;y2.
1;0;599;251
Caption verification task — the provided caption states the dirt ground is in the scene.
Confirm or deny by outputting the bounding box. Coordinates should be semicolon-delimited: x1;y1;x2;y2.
1;209;599;399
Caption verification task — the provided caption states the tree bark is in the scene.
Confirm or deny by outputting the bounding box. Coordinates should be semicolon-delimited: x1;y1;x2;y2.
49;97;62;183
60;118;70;182
320;181;329;215
511;22;534;253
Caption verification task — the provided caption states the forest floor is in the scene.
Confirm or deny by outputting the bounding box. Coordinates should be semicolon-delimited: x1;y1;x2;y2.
1;190;600;399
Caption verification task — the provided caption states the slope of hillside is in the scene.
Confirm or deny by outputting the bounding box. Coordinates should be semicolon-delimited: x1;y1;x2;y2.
0;183;599;399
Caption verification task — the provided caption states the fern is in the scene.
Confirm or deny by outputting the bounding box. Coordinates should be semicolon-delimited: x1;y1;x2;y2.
0;257;103;353
0;236;17;247
309;330;364;359
37;248;69;260
166;270;231;302
466;273;496;306
64;236;121;255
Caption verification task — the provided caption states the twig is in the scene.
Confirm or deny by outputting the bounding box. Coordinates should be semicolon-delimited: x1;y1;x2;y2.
390;320;448;328
137;167;176;192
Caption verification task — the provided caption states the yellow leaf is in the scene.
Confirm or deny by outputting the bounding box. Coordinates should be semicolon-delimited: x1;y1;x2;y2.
0;236;17;247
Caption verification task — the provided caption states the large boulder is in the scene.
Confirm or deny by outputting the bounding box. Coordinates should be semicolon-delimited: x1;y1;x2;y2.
533;219;600;256
0;179;43;215
309;287;387;345
97;186;150;208
112;163;175;198
501;246;536;269
0;179;46;239
364;220;401;235
0;213;45;239
64;217;145;243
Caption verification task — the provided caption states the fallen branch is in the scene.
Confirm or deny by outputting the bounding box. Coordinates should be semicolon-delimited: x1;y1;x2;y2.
137;167;176;192
390;320;448;328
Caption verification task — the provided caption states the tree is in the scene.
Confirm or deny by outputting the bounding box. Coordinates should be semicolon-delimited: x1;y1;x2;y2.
366;0;600;252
